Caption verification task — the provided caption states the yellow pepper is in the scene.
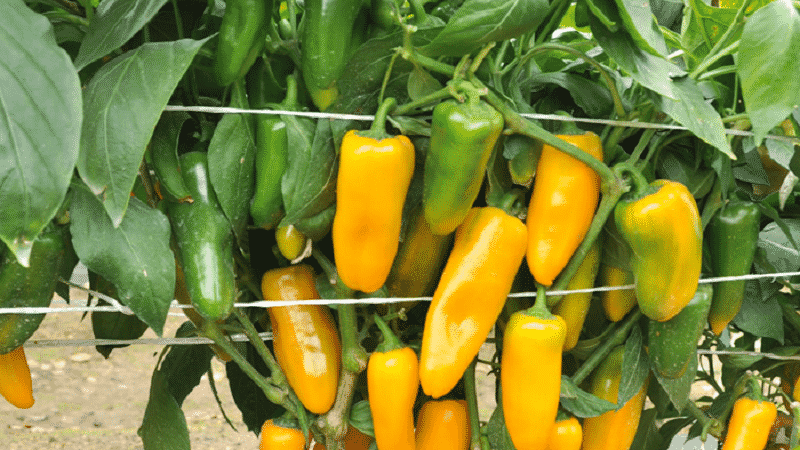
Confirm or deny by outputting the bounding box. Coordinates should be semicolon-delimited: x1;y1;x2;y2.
420;207;527;398
415;400;471;450
332;130;415;293
0;346;34;409
527;132;603;286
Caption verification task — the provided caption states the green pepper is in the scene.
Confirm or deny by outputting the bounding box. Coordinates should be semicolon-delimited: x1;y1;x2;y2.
648;283;712;379
214;0;271;87
553;241;600;351
0;226;66;354
166;152;236;321
249;74;298;229
706;201;761;335
423;99;504;235
301;0;363;110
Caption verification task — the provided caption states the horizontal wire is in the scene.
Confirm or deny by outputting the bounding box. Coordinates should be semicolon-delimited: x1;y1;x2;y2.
3;270;800;316
162;105;800;145
24;332;272;348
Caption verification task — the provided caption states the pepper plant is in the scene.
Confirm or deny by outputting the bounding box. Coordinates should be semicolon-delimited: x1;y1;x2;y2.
3;0;800;449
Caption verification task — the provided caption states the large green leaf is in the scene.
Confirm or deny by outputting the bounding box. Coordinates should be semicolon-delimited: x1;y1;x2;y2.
279;118;338;227
208;82;256;243
73;0;170;71
138;371;191;450
738;0;800;143
652;351;697;412
0;0;82;266
78;38;209;227
733;280;784;343
423;0;549;56
69;183;175;335
560;376;617;418
618;325;649;406
614;0;668;56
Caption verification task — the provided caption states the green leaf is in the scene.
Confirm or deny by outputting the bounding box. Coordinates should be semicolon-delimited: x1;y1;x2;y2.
560;376;617;418
280;118;337;227
758;219;800;273
738;0;800;143
618;325;649;406
733;280;784;343
485;144;513;209
69;183;175;335
208;82;256;243
407;67;443;101
349;400;375;437
629;409;664;450
526;72;614;117
73;0;170;70
423;0;549;56
651;77;732;158
614;0;668;56
0;0;82;266
485;397;516;450
78;38;210;227
681;0;737;63
138;371;191;450
159;328;213;406
226;343;284;434
653;350;697;412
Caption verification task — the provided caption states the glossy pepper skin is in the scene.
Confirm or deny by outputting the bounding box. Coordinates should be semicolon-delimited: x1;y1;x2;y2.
214;0;270;87
423;99;504;235
368;317;419;450
259;419;307;450
581;346;648;450
332;130;415;293
615;179;702;322
502;311;566;450
0;226;65;354
721;397;777;450
275;225;307;261
648;284;712;379
553;241;601;351
420;207;527;398
0;346;34;409
166;152;236;321
385;207;453;300
598;264;636;322
707;201;761;335
301;0;363;110
546;417;583;450
250;75;296;230
262;265;341;414
415;400;471;450
527;132;603;286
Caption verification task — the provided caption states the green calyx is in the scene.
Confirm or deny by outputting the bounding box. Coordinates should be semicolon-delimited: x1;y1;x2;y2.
373;314;405;353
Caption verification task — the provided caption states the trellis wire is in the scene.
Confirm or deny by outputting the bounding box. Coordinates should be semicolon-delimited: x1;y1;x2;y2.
162;105;800;145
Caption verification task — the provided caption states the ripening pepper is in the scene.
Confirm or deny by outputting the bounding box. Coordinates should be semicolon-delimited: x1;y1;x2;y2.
0;226;65;354
0;346;34;409
598;264;636;322
707;201;761;335
527;132;603;286
614;179;702;322
423;99;504;235
262;265;341;414
385;207;453;301
332;129;415;293
275;225;308;262
166;152;236;321
547;416;583;450
722;397;777;450
415;399;471;450
249;75;297;230
301;0;363;110
214;0;270;87
368;315;419;450
502;309;566;450
553;241;601;351
420;207;527;398
648;283;712;379
259;418;307;450
581;346;649;450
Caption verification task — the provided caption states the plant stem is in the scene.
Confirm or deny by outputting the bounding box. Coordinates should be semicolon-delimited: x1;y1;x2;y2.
464;359;489;450
393;86;454;116
689;41;740;80
476;81;617;184
400;48;457;77
571;310;642;385
686;401;724;440
232;308;286;385
689;0;752;79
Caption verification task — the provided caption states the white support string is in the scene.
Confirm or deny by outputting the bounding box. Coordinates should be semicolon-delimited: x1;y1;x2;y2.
162;104;800;145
